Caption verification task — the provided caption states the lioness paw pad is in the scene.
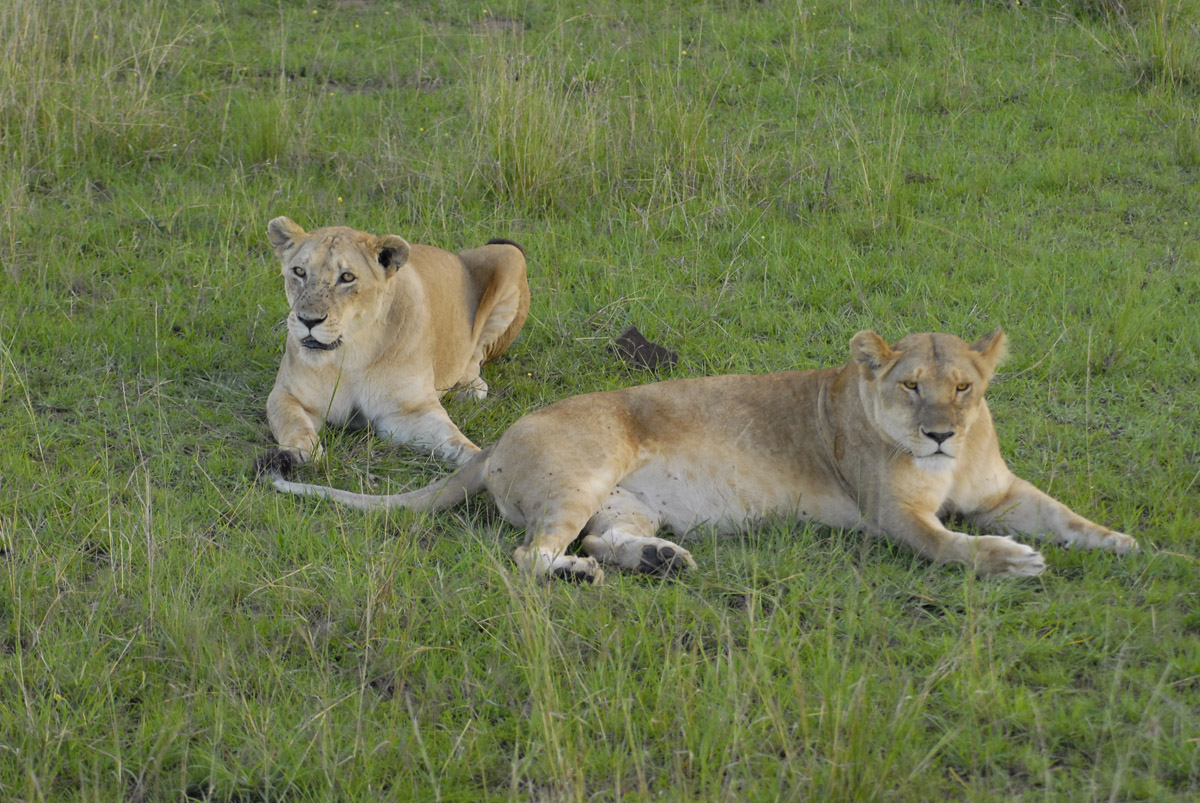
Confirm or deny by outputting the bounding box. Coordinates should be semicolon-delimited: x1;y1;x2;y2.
637;544;697;575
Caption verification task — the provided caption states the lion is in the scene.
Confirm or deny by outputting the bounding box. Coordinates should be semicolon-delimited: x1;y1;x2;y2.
259;328;1136;583
263;216;529;467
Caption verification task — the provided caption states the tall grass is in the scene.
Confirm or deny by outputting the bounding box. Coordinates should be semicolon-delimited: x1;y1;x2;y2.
1136;0;1200;89
1067;0;1200;91
0;0;193;174
464;13;766;216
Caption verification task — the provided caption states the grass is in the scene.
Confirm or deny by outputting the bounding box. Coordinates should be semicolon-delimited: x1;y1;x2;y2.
1;0;1198;799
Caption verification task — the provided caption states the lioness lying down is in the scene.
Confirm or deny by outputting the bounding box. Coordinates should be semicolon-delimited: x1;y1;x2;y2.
261;328;1136;583
265;217;529;467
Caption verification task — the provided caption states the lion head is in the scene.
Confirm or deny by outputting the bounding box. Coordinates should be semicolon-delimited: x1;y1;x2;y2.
850;328;1008;470
267;217;411;353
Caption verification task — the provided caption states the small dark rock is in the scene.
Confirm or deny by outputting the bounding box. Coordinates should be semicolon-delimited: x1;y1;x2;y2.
613;325;678;371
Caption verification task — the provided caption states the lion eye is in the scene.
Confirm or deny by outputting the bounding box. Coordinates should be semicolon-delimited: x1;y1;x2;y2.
291;266;306;278
956;382;971;393
902;380;919;391
338;272;356;284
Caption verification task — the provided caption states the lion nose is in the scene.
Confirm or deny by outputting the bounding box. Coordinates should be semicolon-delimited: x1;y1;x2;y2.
298;314;327;331
924;430;954;445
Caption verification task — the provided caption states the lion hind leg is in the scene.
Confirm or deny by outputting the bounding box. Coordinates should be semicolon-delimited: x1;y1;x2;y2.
469;249;530;366
454;372;488;402
507;476;626;586
579;487;697;575
473;283;526;362
512;517;606;585
451;280;522;402
508;497;606;584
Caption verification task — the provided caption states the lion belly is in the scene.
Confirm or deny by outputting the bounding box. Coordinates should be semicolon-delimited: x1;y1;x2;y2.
618;452;861;537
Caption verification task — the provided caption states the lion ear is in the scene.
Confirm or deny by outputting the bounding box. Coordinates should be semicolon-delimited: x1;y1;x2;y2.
375;235;411;276
970;327;1008;373
268;216;305;255
850;330;895;378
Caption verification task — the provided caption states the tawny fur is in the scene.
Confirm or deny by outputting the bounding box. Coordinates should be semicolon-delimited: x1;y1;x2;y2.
264;217;529;466
264;329;1136;583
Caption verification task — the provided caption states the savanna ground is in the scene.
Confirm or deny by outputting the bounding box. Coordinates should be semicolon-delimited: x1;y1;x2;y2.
2;0;1199;799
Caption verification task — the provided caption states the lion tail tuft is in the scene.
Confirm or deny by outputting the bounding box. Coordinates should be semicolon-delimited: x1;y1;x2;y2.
254;447;299;481
485;237;525;256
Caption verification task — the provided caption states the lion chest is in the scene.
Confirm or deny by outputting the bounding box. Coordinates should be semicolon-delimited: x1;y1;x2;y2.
283;346;431;428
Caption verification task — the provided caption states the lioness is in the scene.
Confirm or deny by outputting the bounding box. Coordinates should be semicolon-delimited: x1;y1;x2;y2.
260;328;1136;583
264;217;529;466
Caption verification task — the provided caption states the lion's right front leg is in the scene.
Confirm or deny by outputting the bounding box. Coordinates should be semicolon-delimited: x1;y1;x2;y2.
267;386;324;463
376;401;480;466
877;509;1046;578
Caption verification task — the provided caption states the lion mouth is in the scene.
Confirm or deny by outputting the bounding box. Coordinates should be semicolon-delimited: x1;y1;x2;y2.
301;336;342;351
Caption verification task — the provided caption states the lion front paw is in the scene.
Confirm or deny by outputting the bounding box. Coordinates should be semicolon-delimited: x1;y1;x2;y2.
970;535;1046;578
434;440;481;467
1100;530;1137;554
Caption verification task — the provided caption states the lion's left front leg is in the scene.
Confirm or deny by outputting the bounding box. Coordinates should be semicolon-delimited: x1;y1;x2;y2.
376;400;480;466
967;477;1137;553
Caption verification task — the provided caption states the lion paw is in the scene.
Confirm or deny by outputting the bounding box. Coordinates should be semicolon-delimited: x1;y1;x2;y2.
971;535;1046;578
435;441;481;467
548;556;605;585
1101;530;1138;554
455;378;489;402
636;543;697;575
580;533;697;576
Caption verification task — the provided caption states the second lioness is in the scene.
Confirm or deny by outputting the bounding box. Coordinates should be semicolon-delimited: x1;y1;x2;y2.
266;217;529;466
262;328;1136;583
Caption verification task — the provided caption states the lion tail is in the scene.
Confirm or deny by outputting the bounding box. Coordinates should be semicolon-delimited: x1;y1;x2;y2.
259;446;492;513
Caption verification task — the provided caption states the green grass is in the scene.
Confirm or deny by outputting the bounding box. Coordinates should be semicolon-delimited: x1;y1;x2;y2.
2;0;1198;799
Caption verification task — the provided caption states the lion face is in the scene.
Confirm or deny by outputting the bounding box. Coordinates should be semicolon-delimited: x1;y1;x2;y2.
267;217;411;354
851;329;1008;470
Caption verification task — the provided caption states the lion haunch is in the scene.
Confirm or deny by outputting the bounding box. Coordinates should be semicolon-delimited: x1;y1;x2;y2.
265;328;1136;582
263;216;529;467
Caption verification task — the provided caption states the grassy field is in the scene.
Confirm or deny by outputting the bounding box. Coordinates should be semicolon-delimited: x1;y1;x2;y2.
2;0;1199;799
